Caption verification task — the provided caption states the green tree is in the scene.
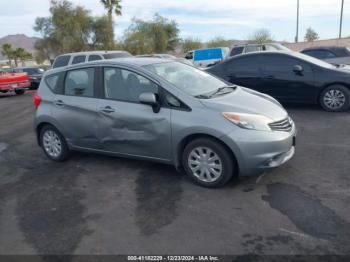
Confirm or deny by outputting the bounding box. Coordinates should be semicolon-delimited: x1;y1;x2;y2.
1;43;15;66
14;48;33;67
100;0;122;49
249;29;274;44
34;0;94;57
92;15;115;50
122;14;180;55
182;37;202;53
207;37;230;48
304;27;319;42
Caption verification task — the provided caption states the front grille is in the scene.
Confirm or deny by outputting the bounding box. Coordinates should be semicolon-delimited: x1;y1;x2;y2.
269;117;293;132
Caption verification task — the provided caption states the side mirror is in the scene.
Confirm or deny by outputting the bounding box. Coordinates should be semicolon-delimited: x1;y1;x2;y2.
139;92;160;112
293;65;303;74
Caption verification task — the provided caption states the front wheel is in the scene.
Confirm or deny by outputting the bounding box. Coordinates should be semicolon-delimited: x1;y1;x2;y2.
182;138;236;188
40;125;70;161
319;85;350;112
15;89;25;95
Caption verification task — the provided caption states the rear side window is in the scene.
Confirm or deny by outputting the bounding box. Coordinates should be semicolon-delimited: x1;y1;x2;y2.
65;68;95;97
88;55;102;61
226;56;260;73
230;47;244;57
72;55;86;65
45;74;60;93
53;55;70;68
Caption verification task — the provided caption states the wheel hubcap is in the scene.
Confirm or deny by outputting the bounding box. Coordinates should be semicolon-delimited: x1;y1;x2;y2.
188;147;223;183
323;89;346;110
43;130;62;158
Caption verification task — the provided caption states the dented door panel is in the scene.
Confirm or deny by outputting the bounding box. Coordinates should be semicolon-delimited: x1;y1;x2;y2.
96;99;172;161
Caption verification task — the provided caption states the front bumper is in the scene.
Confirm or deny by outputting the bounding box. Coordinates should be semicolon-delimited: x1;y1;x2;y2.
221;124;297;176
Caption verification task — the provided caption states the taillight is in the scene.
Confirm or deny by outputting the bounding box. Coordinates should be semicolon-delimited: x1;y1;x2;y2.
34;91;41;109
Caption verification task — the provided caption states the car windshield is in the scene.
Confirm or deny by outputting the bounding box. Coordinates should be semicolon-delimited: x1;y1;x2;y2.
293;52;335;69
144;61;230;97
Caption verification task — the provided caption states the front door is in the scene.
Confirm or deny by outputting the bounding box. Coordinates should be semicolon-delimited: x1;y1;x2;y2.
259;54;315;103
96;67;172;161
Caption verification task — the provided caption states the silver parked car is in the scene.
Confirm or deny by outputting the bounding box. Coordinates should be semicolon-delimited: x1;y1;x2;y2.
34;58;296;187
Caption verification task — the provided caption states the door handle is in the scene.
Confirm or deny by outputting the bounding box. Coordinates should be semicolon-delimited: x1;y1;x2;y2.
54;100;65;106
100;106;115;113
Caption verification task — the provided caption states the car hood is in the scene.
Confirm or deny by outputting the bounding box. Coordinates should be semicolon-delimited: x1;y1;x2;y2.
199;86;288;121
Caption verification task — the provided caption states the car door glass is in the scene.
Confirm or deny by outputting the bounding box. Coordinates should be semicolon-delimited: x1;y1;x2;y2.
245;46;261;53
230;47;244;56
227;57;259;73
65;68;94;97
104;67;158;103
72;55;86;65
88;55;102;61
262;55;311;72
53;55;70;68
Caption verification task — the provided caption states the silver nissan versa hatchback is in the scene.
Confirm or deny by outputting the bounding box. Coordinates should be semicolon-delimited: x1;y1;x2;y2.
34;58;296;188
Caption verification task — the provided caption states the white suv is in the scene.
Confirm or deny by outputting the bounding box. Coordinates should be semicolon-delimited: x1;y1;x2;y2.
52;51;132;69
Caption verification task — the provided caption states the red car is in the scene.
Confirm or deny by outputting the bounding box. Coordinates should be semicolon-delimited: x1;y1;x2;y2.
0;70;31;95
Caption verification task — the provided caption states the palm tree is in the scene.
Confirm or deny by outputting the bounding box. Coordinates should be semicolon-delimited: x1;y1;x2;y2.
1;43;14;67
13;48;33;67
100;0;122;49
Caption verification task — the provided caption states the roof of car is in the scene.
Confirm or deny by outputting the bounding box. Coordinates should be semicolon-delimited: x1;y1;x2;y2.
47;57;174;75
57;50;129;56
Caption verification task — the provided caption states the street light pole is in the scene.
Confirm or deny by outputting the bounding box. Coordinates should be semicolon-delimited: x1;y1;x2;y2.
295;0;300;42
339;0;344;38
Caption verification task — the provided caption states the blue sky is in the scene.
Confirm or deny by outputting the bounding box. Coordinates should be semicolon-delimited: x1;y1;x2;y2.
0;0;349;42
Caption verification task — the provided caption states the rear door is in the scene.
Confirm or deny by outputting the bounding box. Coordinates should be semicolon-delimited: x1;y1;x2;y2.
222;55;262;91
96;66;172;161
52;67;101;149
260;54;315;102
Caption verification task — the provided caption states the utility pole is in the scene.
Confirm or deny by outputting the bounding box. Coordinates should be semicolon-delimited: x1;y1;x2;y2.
339;0;344;38
295;0;300;42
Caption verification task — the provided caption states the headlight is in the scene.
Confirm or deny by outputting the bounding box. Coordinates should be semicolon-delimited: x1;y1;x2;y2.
223;112;273;131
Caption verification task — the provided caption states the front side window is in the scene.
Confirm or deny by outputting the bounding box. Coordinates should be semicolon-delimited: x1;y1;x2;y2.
144;62;228;97
104;67;158;102
65;68;94;97
88;55;102;61
72;55;86;65
261;55;312;72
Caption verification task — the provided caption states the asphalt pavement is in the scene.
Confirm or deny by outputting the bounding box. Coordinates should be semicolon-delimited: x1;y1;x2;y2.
0;91;349;256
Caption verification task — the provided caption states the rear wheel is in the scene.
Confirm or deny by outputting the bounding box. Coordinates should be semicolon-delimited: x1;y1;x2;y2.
320;85;350;112
40;125;70;161
15;89;25;95
182;138;235;188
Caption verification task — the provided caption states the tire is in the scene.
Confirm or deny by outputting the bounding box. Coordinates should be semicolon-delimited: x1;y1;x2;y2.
182;138;236;188
15;89;25;95
39;125;70;161
319;85;350;112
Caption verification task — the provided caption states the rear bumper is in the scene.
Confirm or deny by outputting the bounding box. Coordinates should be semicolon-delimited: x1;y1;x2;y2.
221;124;297;176
0;81;31;91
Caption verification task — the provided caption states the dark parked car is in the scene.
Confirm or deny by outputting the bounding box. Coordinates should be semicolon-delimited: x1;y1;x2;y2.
207;51;350;112
301;46;350;65
12;67;45;89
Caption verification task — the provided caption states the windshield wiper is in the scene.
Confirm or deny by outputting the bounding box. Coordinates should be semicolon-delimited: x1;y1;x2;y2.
205;85;237;98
